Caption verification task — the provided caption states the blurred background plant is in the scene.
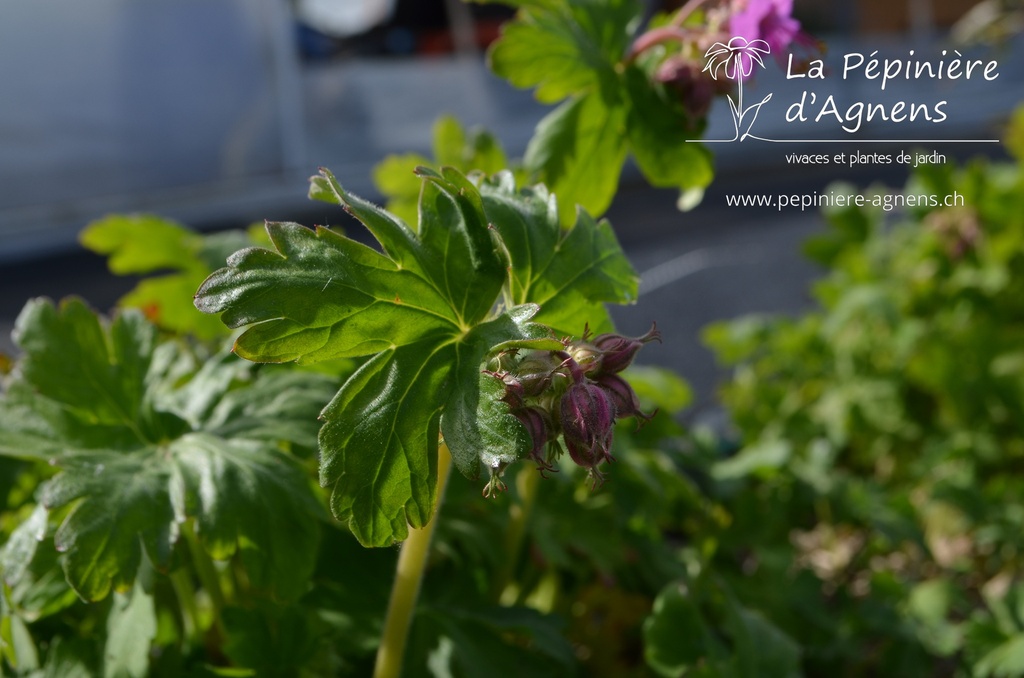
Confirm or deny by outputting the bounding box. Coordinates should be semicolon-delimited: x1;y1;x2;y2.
697;109;1024;676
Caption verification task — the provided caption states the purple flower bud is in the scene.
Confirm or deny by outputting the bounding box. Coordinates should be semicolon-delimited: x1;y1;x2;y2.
515;351;563;398
593;323;661;375
560;381;616;474
565;340;604;377
595;373;655;424
513;406;556;474
564;436;604;471
654;57;717;120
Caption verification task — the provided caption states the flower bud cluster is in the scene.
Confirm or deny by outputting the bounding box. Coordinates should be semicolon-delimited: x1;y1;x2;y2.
483;323;660;494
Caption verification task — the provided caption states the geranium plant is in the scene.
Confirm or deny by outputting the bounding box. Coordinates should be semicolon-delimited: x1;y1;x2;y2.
0;1;808;675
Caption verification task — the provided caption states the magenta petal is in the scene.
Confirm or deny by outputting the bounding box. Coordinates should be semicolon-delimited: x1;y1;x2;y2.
729;0;802;55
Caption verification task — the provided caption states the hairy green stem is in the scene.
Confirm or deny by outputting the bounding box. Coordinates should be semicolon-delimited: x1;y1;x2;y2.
373;442;454;678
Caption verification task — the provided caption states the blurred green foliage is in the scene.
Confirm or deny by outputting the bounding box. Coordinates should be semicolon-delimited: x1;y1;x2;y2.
702;121;1024;675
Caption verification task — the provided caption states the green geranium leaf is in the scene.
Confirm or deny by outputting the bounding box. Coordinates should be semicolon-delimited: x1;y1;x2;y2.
478;172;638;334
0;380;157;466
103;580;156;678
193;221;458;363
80;214;196;274
622;65;713;201
371;152;431;225
488;0;713;214
488;0;638;104
489;13;596;103
441;305;562;479
199;166;639;546
13;298;155;432
443;370;530;480
433;115;469;166
644;580;801;678
5;539;80;624
432;115;509;175
1;505;80;625
1;506;48;592
201;168;519;545
319;304;559;545
0;298;335;601
524;91;629;224
39;435;323;601
489;0;639;221
80;214;251;340
644;584;716;677
311;166;507;309
318;340;453;546
415;167;509;324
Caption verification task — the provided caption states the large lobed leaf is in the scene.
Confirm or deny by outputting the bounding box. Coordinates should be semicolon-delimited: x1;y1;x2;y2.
193;223;459;363
488;0;713;216
488;0;635;104
80;214;254;340
0;298;335;601
523;90;630;224
196;167;637;546
478;171;638;334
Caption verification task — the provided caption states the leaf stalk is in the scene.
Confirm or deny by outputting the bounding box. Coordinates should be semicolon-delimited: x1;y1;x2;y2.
373;442;454;678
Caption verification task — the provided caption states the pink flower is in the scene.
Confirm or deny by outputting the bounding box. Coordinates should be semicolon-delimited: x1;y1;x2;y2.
730;0;802;56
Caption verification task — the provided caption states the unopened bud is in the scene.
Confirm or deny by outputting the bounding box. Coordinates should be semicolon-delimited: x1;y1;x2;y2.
560;381;616;472
654;57;716;120
513;406;554;472
593;323;661;375
566;340;604;377
595;373;655;423
515;351;563;397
